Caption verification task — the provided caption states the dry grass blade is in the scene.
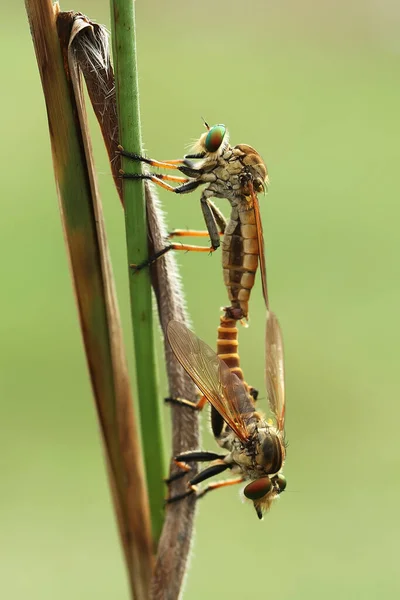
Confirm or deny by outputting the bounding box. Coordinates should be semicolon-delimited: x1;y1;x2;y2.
69;15;123;200
70;15;201;598
25;3;152;599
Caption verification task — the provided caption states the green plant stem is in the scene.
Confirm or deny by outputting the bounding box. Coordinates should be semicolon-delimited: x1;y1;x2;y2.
110;1;166;543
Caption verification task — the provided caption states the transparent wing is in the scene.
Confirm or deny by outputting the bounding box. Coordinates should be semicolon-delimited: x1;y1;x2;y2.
250;183;269;310
265;311;285;431
167;321;255;442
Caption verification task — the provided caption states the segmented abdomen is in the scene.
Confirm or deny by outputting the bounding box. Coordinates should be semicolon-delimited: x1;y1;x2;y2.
217;315;244;381
217;315;257;398
222;208;259;320
212;315;258;438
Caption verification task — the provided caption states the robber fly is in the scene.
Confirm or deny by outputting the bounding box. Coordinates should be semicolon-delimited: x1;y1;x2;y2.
119;122;269;320
165;313;286;519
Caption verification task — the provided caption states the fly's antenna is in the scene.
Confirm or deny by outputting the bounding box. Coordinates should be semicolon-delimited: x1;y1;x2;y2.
201;116;210;130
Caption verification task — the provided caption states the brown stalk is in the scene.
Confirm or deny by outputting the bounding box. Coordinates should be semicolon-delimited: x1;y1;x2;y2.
25;3;152;599
69;13;200;599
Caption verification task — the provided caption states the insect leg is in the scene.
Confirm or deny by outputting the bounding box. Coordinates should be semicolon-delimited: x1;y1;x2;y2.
165;489;195;504
117;146;183;170
165;395;208;411
166;476;244;504
168;201;227;240
209;200;227;234
121;171;204;199
189;462;230;485
167;229;222;239
196;477;244;499
164;460;192;484
121;174;223;264
131;195;225;270
118;146;205;179
185;152;206;159
166;462;231;504
177;163;204;178
165;452;227;484
175;451;227;462
120;172;190;188
130;242;215;272
200;191;222;250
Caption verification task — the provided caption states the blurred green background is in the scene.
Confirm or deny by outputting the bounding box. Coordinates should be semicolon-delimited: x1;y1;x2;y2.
1;1;400;598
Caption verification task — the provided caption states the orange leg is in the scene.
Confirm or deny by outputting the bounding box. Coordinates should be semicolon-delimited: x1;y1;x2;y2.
167;243;214;253
120;168;204;198
118;147;203;179
196;476;244;499
168;229;225;239
166;199;226;240
165;395;208;411
157;159;187;165
117;145;184;170
120;170;190;191
130;244;215;272
144;173;189;184
166;476;244;504
164;460;192;484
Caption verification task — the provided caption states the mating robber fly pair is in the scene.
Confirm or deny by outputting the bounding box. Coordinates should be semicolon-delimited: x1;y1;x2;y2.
119;122;286;519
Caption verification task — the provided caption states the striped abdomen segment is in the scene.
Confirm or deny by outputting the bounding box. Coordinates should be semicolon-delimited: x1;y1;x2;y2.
217;315;244;383
211;315;244;439
222;207;259;320
213;315;258;438
217;314;258;400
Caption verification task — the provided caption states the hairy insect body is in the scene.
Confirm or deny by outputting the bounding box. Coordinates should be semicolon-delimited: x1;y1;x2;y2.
182;136;269;319
167;317;286;519
120;124;269;319
214;404;284;470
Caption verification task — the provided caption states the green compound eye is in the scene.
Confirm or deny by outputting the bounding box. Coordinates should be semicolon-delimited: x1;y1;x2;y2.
205;124;226;152
244;477;272;500
274;474;287;493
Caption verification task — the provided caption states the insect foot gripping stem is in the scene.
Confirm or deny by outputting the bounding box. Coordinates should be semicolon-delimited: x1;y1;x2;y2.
164;395;208;411
165;487;196;505
129;246;173;273
164;460;193;484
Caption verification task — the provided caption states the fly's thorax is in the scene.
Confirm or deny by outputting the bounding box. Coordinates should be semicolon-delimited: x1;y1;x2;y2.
235;143;268;188
216;426;240;452
205;179;242;205
230;439;254;471
202;151;253;203
254;422;285;476
227;420;261;474
208;162;244;197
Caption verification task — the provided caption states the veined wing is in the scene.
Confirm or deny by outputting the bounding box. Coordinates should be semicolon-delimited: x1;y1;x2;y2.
250;181;269;310
265;311;285;431
167;321;255;442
